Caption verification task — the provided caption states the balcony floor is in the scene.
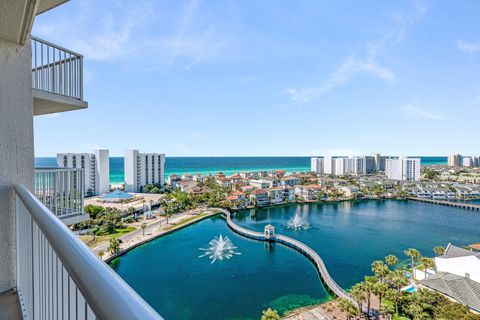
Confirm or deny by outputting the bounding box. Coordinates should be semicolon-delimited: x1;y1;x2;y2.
0;289;22;320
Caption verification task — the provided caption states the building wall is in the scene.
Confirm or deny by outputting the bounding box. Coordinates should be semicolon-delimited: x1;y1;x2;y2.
124;149;138;192
57;152;110;196
435;256;480;283
0;38;34;292
93;149;110;194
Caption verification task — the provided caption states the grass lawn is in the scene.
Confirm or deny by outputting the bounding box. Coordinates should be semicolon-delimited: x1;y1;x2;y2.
80;226;136;248
163;213;209;231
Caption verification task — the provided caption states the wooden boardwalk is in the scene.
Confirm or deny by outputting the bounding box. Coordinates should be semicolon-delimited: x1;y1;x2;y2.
212;208;353;303
407;197;480;211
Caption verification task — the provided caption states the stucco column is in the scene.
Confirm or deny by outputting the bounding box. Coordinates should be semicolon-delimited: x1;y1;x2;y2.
0;38;34;292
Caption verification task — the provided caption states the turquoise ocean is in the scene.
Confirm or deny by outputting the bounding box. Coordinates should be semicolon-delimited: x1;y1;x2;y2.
35;156;447;185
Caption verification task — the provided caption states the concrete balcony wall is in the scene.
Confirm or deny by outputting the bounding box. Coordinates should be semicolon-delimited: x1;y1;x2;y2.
0;37;34;293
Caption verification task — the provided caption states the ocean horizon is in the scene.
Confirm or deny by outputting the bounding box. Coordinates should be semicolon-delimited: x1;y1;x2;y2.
35;156;448;185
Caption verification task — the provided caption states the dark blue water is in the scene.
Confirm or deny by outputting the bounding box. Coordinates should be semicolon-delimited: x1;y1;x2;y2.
110;217;329;320
35;156;447;184
233;200;480;289
110;200;479;319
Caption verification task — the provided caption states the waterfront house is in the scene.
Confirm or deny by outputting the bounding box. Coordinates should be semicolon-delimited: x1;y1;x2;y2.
295;185;321;201
338;185;361;198
216;176;232;187
419;244;480;313
0;1;162;318
434;243;480;283
249;179;271;189
267;187;284;204
280;176;299;187
249;189;270;206
226;192;250;209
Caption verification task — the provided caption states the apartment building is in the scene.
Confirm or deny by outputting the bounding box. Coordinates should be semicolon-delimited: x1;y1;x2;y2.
385;157;421;181
124;150;166;193
448;154;463;167
311;157;324;174
0;1;161;318
57;149;110;196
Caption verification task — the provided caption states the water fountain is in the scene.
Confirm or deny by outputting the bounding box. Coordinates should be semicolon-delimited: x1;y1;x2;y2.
199;235;241;263
286;213;310;230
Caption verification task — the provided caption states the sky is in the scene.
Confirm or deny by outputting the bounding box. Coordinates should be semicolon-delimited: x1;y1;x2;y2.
33;0;480;157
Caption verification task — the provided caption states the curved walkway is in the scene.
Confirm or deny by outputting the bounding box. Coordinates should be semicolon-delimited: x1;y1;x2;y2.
211;208;353;303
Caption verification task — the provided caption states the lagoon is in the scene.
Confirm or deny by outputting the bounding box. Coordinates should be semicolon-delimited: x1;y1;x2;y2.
110;200;479;319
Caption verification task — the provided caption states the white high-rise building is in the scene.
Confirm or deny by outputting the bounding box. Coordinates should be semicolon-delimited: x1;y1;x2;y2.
124;150;165;192
448;154;462;167
310;157;324;174
385;157;421;181
463;156;474;167
57;150;110;196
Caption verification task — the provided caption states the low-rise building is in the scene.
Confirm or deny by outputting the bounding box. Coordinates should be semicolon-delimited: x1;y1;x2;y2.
249;179;271;189
249;189;270;206
338;185;361;197
295;184;321;201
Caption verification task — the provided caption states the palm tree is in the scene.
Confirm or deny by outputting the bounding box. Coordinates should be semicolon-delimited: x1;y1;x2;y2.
433;245;445;256
261;308;280;320
386;270;408;315
364;276;377;316
141;223;147;236
108;237;120;254
404;248;421;279
373;282;388;311
350;283;367;316
385;254;398;267
371;260;389;283
421;257;435;279
338;298;359;320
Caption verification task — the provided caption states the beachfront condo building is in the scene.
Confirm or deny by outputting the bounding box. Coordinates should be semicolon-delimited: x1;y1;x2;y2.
448;153;463;167
0;1;162;318
385;157;421;181
57;150;110;196
311;157;324;174
124;150;166;192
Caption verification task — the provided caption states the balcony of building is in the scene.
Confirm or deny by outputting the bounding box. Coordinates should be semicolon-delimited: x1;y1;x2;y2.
32;36;88;115
10;184;164;320
34;167;89;225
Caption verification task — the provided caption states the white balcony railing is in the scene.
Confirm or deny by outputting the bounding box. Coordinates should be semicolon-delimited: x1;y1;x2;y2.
15;184;163;320
34;168;84;218
31;36;83;100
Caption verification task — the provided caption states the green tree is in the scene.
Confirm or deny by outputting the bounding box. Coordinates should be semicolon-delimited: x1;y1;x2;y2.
433;245;445;256
371;260;389;283
404;248;421;279
374;282;389;310
385;254;398;267
108;237;120;254
386;270;408;315
350;283;367;316
420;257;435;279
261;308;280;320
364;276;377;316
338;298;360;320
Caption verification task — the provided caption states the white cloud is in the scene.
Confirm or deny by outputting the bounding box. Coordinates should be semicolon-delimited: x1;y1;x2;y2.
33;0;229;70
286;3;428;104
401;103;444;120
457;40;480;54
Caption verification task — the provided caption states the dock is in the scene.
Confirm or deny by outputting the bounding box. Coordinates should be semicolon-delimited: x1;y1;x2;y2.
407;197;480;211
212;208;353;303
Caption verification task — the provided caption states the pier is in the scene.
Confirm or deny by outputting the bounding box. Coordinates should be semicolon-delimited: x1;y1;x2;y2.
407;197;480;211
213;208;353;303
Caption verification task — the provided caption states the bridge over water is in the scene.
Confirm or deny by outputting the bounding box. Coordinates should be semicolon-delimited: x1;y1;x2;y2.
408;197;480;211
212;208;353;303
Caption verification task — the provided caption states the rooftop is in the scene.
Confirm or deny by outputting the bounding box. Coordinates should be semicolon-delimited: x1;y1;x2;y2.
421;272;480;312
